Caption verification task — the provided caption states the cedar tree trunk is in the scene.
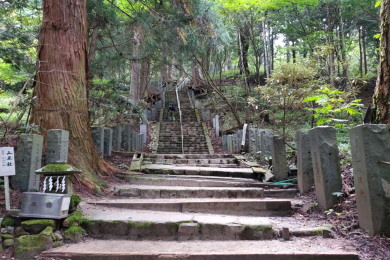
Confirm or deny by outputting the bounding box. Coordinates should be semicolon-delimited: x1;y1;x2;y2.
31;0;108;187
374;0;390;125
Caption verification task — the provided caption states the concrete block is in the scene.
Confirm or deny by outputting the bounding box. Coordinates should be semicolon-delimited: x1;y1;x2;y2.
272;135;289;181
13;134;43;191
350;124;390;235
297;130;314;193
112;125;122;151
103;127;113;156
46;129;69;164
178;223;199;241
91;127;104;157
309;126;342;209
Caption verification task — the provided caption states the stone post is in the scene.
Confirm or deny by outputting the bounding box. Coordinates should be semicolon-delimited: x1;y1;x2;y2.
272;135;289;181
215;115;220;137
350;124;390;235
12;134;43;191
121;125;132;151
112;125;122;151
260;129;274;157
140;124;147;145
227;135;233;153
309;126;342;209
296;130;314;193
91;127;104;158
47;129;69;164
103;127;113;156
222;135;227;150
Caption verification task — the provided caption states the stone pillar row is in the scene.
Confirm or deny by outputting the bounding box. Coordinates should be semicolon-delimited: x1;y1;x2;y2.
91;124;147;158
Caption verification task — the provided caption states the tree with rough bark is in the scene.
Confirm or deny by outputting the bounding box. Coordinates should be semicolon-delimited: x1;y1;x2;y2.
31;0;111;190
374;0;390;124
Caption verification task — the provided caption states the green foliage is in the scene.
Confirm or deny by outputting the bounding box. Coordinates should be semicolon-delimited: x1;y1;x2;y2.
65;210;89;227
70;194;82;213
304;86;363;126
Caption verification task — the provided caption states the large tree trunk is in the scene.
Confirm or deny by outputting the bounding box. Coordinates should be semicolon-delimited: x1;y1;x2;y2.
31;0;109;188
374;0;390;124
130;25;143;103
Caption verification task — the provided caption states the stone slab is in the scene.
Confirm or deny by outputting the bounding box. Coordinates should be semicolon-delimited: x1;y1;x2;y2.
12;134;43;191
46;129;69;164
112;125;122;151
92;127;104;157
309;126;342;210
349;124;390;235
104;127;113;156
272;135;288;181
260;129;274;157
296;130;313;193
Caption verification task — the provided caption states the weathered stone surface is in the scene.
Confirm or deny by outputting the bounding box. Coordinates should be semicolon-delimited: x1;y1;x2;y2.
91;127;104;157
309;126;342;209
13;134;43;191
227;135;233;153
249;128;258;154
103;127;113;156
121;124;131;150
64;226;83;242
21;219;56;234
350;124;390;235
297;130;314;193
14;234;53;259
259;129;274;157
140;124;147;145
178;223;199;240
3;238;14;248
222;135;228;151
215;115;220;137
112;125;121;151
46;129;69;164
272;135;289;181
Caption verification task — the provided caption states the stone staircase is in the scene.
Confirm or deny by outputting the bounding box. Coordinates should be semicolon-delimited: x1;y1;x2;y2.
38;88;359;259
40;173;359;259
157;90;209;154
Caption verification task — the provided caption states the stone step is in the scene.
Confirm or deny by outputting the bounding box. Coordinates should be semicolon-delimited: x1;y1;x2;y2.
145;154;235;159
114;185;265;199
141;164;255;179
39;239;359;260
152;158;238;165
87;198;292;217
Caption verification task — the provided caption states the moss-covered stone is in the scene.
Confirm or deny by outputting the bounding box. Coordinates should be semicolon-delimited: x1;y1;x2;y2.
63;210;88;227
40;226;54;239
64;226;83;242
21;219;56;234
3;238;14;248
69;194;82;212
1;234;14;240
1;217;16;227
36;163;81;173
53;231;63;241
53;241;63;248
14;234;53;260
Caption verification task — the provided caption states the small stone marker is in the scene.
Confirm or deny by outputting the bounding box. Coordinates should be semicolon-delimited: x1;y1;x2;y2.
272;135;289;181
241;123;248;148
349;124;390;235
215;115;220;137
140;124;147;145
112;125;122;151
13;134;43;192
103;127;113;156
260;129;274;157
227;135;233;153
309;126;342;209
91;127;104;158
296;130;314;193
282;227;290;240
47;129;69;164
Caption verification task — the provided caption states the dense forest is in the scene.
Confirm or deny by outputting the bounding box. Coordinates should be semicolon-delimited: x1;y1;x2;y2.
0;0;389;183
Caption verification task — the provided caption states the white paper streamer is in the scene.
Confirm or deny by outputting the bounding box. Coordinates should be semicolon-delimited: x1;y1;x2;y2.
42;176;48;193
61;176;66;193
55;176;60;192
49;177;53;191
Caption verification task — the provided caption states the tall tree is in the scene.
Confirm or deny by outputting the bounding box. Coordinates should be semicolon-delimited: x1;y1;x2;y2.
374;0;390;124
31;0;109;187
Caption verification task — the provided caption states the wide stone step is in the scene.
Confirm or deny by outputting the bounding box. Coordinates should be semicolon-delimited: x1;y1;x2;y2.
121;175;298;198
115;185;264;199
152;158;238;165
39;240;359;260
141;164;254;179
145;154;235;159
88;198;291;217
